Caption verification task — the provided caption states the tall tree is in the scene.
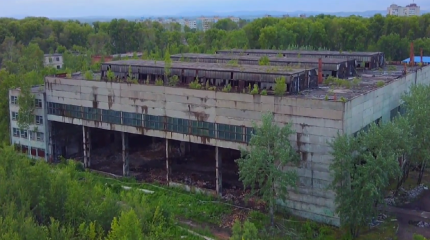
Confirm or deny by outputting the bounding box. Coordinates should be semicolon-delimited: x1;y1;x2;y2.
236;112;299;226
401;84;430;184
330;122;403;238
17;82;35;158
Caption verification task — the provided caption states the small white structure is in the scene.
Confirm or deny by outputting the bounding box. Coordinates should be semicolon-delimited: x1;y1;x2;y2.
44;53;63;69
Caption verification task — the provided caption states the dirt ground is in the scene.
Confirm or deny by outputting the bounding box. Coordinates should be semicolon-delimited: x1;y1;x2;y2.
393;171;430;240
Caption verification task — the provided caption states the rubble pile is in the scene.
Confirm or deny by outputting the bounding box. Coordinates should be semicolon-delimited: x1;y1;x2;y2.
406;184;425;199
409;220;430;228
384;184;426;206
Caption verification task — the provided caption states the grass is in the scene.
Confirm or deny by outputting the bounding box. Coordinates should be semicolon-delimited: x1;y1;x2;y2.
80;170;401;240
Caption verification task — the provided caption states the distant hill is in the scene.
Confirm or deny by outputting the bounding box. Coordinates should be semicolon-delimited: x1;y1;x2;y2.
45;9;430;22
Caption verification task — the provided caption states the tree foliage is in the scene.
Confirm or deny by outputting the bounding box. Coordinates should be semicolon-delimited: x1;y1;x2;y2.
330;121;404;238
401;84;430;184
0;146;202;239
236;113;299;225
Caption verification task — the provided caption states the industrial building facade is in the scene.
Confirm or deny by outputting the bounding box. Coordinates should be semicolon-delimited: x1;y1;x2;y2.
10;53;430;227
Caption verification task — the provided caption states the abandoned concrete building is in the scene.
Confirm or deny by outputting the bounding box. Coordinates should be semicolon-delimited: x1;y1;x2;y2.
171;53;357;79
216;49;385;69
11;55;428;227
9;86;48;160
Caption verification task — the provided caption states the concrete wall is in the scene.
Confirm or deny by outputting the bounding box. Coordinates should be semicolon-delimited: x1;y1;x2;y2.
344;66;430;134
9;89;47;155
45;77;344;225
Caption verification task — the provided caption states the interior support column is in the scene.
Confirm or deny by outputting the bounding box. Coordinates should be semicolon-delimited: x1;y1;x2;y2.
83;126;91;168
216;146;222;196
122;132;129;177
166;139;171;185
47;121;53;162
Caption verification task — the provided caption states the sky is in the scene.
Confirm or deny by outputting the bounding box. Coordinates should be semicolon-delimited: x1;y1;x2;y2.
0;0;428;18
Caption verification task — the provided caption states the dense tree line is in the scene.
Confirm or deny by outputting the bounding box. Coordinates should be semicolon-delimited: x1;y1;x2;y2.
1;14;430;63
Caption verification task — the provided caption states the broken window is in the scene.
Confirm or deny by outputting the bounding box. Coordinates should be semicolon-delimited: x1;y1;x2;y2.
11;111;18;121
35;115;43;125
20;130;28;139
144;115;164;130
65;105;82;118
30;131;36;140
123;112;143;127
191;121;215;137
102;109;121;124
167;117;189;134
35;99;42;108
12;128;19;137
217;124;244;142
37;132;44;141
246;127;255;143
83;107;101;121
10;96;17;105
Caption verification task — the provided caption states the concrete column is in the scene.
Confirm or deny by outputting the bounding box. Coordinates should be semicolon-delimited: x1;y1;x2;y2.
216;146;222;196
47;121;53;162
82;126;91;167
122;132;129;177
166;139;171;185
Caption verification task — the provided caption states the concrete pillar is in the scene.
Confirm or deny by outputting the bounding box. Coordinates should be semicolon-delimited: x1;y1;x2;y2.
216;146;222;196
166;139;171;185
47;121;53;162
179;142;190;156
122;132;129;177
82;126;91;168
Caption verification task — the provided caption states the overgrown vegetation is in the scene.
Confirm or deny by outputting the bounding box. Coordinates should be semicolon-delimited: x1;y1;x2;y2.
323;76;361;89
258;56;270;66
189;78;202;89
330;84;430;238
274;76;287;96
0;146;232;239
237;113;299;226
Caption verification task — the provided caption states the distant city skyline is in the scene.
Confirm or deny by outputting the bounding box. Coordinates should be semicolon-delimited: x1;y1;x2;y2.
1;0;429;18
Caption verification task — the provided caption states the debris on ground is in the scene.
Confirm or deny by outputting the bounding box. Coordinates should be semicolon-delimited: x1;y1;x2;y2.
408;220;430;228
220;209;248;228
384;184;426;206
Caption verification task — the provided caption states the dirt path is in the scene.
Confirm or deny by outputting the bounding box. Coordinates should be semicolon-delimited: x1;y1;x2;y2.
179;219;231;240
384;190;430;239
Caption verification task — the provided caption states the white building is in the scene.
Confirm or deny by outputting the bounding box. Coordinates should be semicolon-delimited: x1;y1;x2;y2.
387;3;421;16
44;53;63;69
9;86;48;161
186;20;197;29
228;16;240;23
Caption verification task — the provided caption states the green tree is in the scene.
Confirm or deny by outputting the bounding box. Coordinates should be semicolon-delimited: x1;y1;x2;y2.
330;122;403;238
401;84;430;184
17;82;36;158
164;47;172;83
236;113;299;226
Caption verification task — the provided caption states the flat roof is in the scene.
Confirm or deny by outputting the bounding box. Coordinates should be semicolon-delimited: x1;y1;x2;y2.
44;53;62;57
171;53;349;64
216;49;383;57
105;59;311;75
402;56;430;64
300;64;411;100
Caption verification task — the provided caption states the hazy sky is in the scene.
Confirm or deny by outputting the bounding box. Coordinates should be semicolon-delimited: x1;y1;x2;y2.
0;0;428;18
